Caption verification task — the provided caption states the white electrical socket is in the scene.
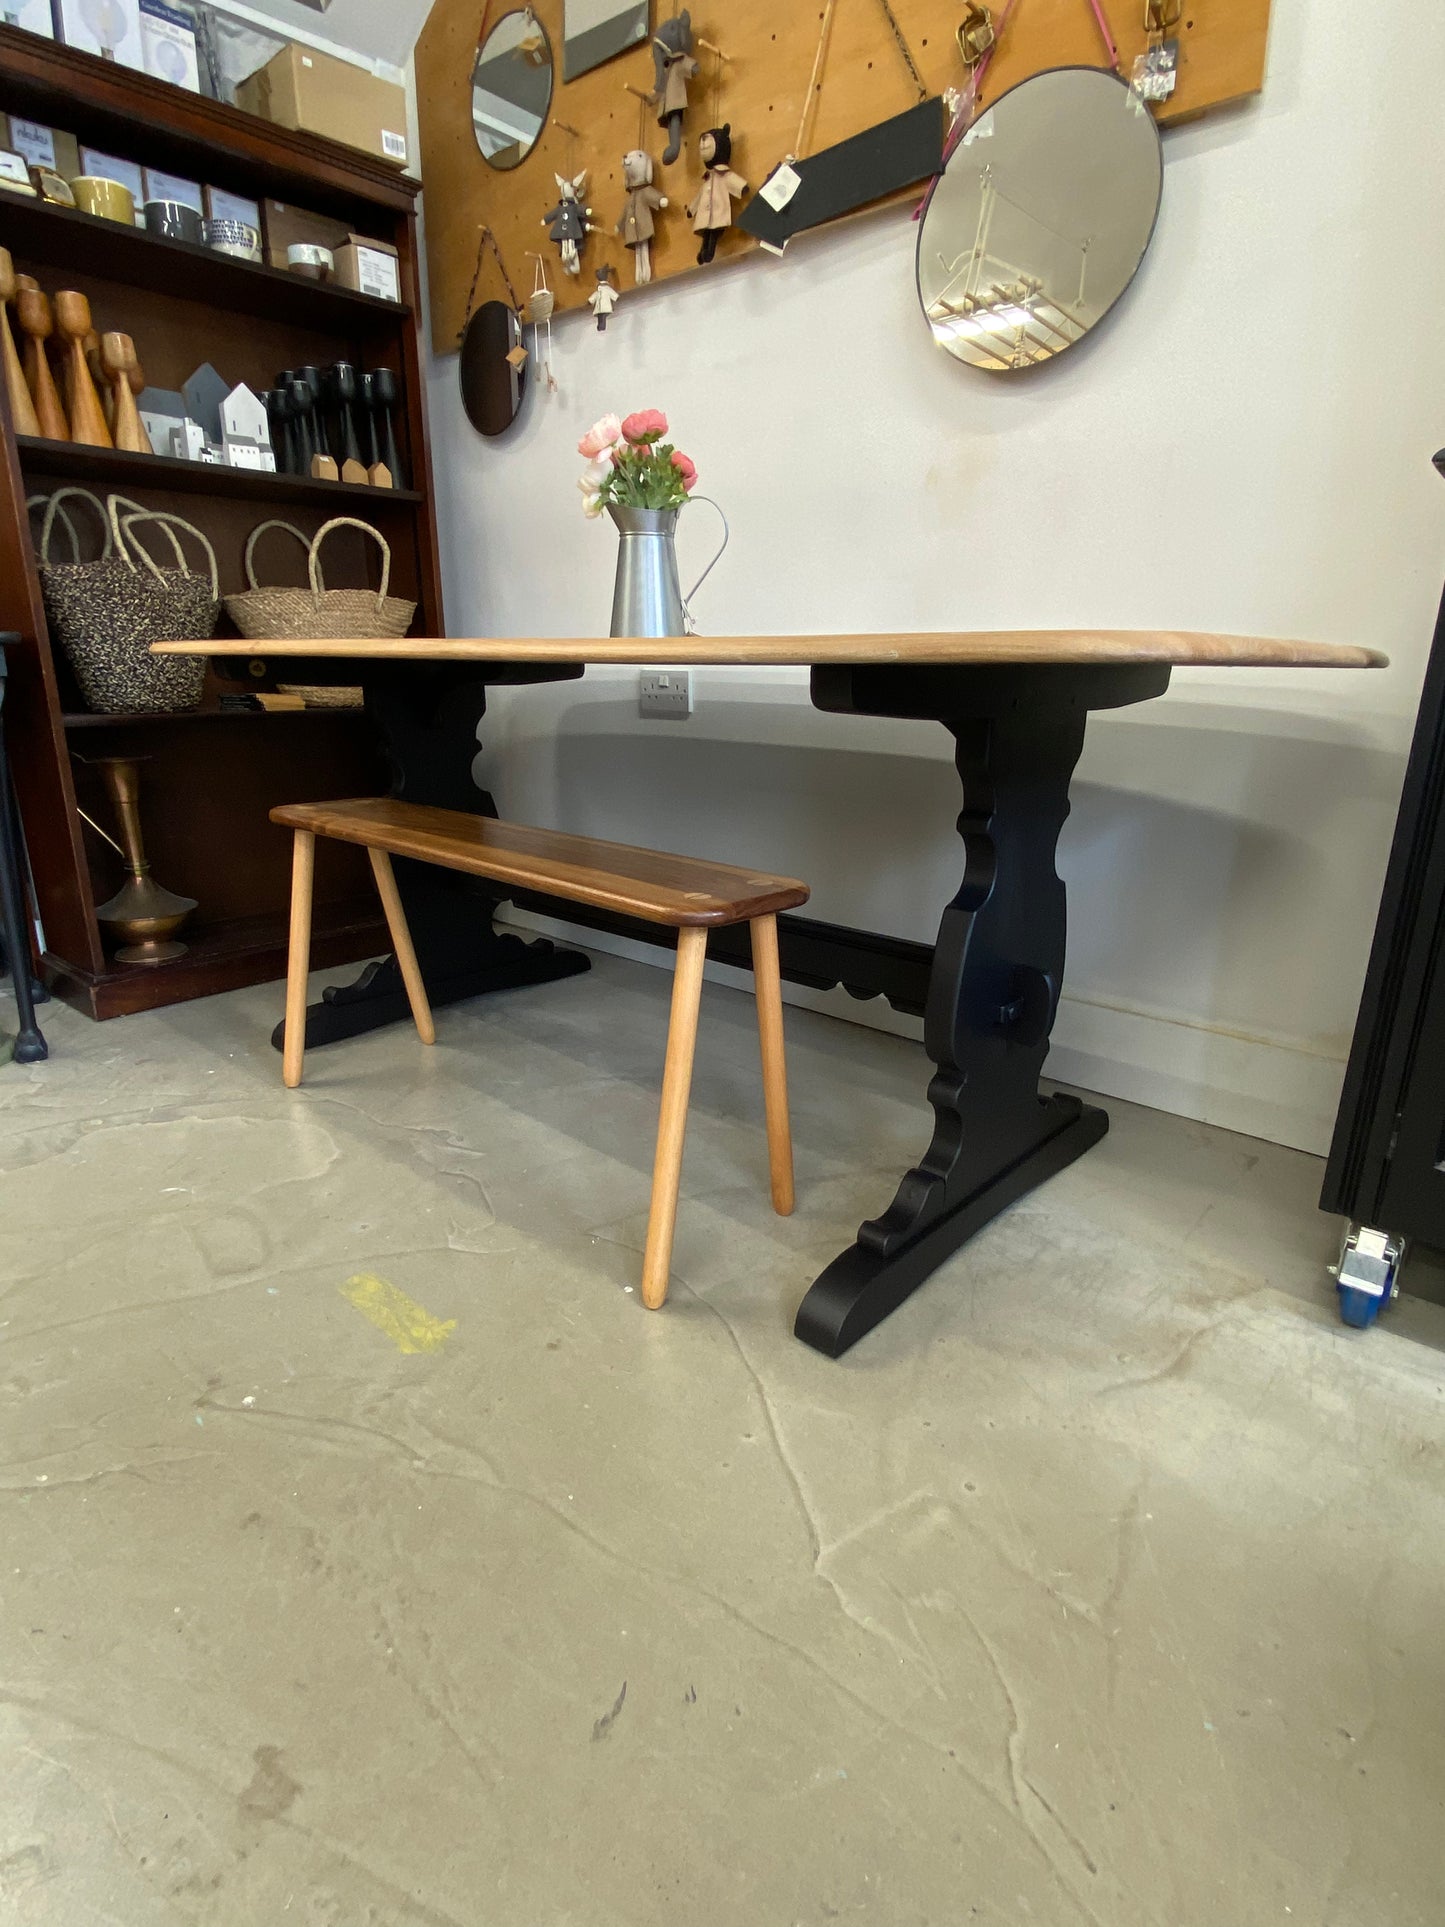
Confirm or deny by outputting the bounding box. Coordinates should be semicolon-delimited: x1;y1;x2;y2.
639;670;693;720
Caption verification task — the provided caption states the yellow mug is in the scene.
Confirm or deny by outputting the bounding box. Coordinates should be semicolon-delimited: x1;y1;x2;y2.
72;176;136;225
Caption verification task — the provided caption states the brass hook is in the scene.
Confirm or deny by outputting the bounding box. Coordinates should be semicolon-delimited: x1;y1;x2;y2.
1144;0;1181;30
957;4;995;66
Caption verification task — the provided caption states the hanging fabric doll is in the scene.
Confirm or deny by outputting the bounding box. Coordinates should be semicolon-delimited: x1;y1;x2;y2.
589;265;620;332
542;171;598;276
689;125;747;266
617;149;669;286
650;11;697;167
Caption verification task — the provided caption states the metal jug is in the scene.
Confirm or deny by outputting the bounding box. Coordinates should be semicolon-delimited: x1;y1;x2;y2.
608;498;729;638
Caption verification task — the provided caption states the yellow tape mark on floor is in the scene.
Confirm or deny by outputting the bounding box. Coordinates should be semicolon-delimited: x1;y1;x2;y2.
339;1274;457;1355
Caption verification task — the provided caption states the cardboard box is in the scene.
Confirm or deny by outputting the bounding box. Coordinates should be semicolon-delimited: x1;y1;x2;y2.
0;116;80;179
332;234;400;303
139;0;200;92
54;0;144;69
203;183;261;231
235;44;409;169
261;197;352;271
1;1;55;39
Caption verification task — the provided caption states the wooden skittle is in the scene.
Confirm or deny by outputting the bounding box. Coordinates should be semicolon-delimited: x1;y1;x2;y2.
85;330;115;432
53;292;112;448
100;333;151;453
0;248;40;437
15;284;69;441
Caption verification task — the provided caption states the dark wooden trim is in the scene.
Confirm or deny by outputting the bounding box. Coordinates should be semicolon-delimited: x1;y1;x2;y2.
44;906;389;1020
0;24;417;218
18;436;422;508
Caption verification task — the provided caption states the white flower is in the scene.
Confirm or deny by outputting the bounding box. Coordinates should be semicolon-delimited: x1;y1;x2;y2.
582;492;605;519
579;457;611;491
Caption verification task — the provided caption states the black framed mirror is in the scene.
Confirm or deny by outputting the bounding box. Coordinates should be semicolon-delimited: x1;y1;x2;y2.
917;68;1163;372
460;300;527;436
472;7;554;172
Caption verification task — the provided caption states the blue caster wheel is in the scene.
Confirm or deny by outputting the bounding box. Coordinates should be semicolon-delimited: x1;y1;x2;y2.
1332;1226;1404;1330
1338;1284;1385;1329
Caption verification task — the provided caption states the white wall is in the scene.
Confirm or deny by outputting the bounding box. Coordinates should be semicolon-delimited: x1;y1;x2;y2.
217;0;430;74
419;0;1445;1155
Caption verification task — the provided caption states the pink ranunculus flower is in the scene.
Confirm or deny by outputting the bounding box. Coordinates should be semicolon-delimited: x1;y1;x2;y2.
578;413;624;459
622;408;668;446
670;449;698;492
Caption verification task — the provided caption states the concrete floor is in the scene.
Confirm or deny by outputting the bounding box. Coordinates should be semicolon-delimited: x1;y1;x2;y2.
3;951;1445;1927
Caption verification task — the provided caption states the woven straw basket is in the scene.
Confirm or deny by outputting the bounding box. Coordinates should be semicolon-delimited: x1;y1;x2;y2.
225;518;416;707
34;489;218;715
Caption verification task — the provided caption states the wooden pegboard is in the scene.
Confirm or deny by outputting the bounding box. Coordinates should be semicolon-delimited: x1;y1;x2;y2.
417;0;1272;350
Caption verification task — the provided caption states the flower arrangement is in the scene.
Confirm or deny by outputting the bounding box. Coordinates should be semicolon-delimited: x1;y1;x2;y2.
577;409;698;519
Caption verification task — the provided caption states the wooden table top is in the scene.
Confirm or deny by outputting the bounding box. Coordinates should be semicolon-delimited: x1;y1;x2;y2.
155;632;1389;668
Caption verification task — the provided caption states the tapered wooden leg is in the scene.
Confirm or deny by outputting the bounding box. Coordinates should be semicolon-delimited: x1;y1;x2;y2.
641;925;709;1310
368;847;436;1047
751;914;795;1217
282;830;315;1090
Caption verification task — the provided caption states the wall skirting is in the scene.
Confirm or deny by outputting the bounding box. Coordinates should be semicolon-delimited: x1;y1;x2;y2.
500;907;1345;1158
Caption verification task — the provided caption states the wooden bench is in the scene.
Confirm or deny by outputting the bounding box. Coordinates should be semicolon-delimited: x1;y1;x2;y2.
270;798;811;1309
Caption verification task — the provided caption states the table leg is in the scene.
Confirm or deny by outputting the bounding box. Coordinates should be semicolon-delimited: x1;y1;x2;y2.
796;664;1168;1357
272;665;589;1056
0;720;47;1064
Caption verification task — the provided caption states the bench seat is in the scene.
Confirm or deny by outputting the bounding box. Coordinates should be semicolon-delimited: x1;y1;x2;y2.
271;798;810;927
269;797;810;1310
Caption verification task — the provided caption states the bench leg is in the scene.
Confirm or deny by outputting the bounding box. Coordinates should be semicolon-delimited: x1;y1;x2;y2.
750;913;795;1217
368;849;436;1048
282;830;315;1090
642;925;709;1310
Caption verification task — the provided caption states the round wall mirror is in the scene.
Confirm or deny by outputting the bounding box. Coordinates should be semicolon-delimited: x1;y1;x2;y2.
460;299;528;436
472;7;554;171
917;67;1162;372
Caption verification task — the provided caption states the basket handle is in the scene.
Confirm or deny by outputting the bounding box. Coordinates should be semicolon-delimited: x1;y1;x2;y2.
309;517;392;614
38;488;112;565
29;493;79;564
107;494;194;578
244;519;314;592
120;510;221;601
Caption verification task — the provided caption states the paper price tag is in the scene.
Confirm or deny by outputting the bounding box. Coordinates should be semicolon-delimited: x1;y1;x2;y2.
759;162;803;212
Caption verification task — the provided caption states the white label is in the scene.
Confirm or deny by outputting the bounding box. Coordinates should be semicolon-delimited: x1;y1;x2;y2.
81;150;146;200
381;129;408;162
207;187;261;230
759;161;802;212
144;169;203;210
0;151;30;185
9;119;56;169
301;53;313;68
352;246;400;301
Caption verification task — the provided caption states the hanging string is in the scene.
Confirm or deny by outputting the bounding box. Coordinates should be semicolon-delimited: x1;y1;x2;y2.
795;0;838;158
913;0;1023;218
1082;0;1122;71
874;0;929;100
461;224;521;336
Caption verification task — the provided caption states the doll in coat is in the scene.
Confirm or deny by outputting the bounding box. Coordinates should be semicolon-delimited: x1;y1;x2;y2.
650;11;697;167
617;149;669;285
689;125;747;266
542;171;598;276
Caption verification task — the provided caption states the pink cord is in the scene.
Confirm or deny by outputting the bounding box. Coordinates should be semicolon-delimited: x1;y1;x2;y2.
1083;0;1121;69
913;0;1121;222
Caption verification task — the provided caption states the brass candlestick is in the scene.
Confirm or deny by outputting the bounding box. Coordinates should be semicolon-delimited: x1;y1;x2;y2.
92;757;196;963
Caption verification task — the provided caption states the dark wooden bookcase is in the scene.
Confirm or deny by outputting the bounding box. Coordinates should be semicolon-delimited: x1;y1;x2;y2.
0;24;444;1019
